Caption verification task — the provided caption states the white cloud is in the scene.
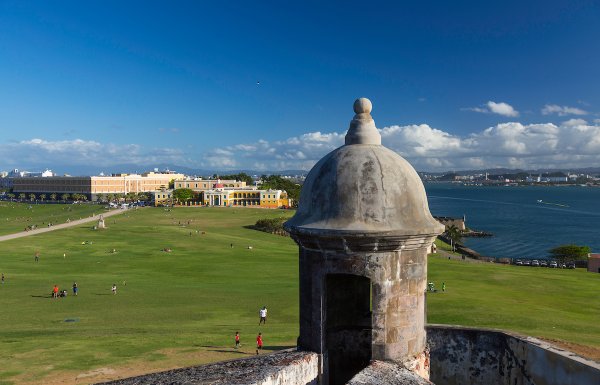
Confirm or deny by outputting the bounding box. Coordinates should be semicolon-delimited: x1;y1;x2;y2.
0;138;190;170
196;118;600;171
4;119;600;173
464;101;519;117
561;118;587;127
486;101;519;117
541;104;587;116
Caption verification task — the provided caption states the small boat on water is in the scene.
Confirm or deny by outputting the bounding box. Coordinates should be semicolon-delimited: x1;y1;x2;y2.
537;199;569;207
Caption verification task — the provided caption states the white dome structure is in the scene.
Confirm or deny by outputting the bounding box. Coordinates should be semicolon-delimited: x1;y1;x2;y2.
285;97;444;244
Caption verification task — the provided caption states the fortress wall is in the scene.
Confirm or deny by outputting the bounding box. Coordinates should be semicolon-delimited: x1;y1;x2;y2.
348;360;433;385
427;325;600;385
97;350;319;385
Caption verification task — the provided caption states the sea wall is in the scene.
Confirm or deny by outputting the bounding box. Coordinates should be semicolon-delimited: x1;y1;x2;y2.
427;325;600;385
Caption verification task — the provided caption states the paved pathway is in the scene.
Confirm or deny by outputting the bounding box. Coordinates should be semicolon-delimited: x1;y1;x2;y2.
0;209;127;242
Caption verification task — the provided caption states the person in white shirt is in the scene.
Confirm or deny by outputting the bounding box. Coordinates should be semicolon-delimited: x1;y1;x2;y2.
259;306;267;325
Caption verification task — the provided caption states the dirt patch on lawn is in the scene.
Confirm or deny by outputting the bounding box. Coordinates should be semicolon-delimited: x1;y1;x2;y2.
10;346;260;385
540;338;600;363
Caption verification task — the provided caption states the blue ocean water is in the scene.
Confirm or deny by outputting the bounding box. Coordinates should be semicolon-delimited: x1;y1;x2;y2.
425;183;600;259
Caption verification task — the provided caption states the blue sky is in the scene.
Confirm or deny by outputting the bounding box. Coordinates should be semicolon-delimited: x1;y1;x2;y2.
1;0;600;173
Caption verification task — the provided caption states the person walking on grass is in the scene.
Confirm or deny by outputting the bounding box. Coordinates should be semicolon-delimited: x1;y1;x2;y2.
442;282;446;292
72;282;78;296
112;284;117;295
52;284;59;298
235;331;240;349
259;306;267;325
1;273;4;284
256;332;263;355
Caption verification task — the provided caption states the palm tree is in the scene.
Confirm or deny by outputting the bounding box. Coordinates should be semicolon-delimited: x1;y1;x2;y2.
39;194;47;202
18;193;26;201
445;224;463;252
50;193;57;201
29;193;36;202
126;192;138;203
61;193;70;202
7;193;15;200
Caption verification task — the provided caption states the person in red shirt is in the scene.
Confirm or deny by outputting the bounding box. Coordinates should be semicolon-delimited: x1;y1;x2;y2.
52;285;59;298
235;331;240;349
256;332;263;355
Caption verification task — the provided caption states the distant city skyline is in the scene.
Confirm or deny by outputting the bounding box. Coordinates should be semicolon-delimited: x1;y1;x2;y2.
1;1;599;172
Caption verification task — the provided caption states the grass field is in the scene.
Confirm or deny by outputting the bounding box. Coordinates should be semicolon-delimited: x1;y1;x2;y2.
0;205;598;384
0;202;103;235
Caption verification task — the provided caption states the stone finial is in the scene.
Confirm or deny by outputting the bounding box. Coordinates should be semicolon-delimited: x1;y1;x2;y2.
345;97;381;145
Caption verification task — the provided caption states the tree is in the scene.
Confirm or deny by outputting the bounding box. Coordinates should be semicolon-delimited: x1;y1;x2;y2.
7;193;15;200
172;188;194;204
259;175;301;207
445;224;462;251
549;244;591;262
61;193;70;202
50;193;57;201
18;193;26;201
138;192;151;202
39;194;46;202
126;192;138;203
219;172;254;185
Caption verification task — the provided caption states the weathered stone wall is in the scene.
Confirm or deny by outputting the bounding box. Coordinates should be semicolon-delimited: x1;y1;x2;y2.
96;350;319;385
348;360;434;385
427;325;600;385
297;242;432;384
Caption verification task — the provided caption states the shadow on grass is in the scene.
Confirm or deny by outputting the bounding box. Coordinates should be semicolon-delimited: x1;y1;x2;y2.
198;344;295;353
206;348;254;355
30;295;50;298
261;345;296;351
93;293;111;296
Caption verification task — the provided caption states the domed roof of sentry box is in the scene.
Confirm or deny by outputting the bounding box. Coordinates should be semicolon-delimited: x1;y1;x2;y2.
284;98;444;240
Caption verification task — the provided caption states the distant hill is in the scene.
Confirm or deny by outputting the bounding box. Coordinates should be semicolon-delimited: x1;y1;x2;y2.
4;162;599;178
22;163;309;178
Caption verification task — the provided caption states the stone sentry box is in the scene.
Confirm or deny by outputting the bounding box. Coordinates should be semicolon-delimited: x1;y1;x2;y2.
284;98;444;385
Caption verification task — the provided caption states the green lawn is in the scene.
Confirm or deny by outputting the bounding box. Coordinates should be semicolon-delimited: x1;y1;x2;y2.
0;202;103;235
0;207;598;384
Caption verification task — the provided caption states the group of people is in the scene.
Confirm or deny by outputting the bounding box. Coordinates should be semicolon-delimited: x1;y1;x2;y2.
50;282;119;298
427;281;446;292
234;306;268;355
51;283;78;298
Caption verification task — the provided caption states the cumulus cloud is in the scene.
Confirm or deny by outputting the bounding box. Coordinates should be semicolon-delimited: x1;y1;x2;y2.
5;119;600;173
541;104;587;116
464;101;519;117
0;138;191;170
199;119;600;171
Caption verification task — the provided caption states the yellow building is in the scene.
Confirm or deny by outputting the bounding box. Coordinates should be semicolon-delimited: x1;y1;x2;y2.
174;178;247;191
12;172;184;200
153;189;173;206
202;187;291;208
